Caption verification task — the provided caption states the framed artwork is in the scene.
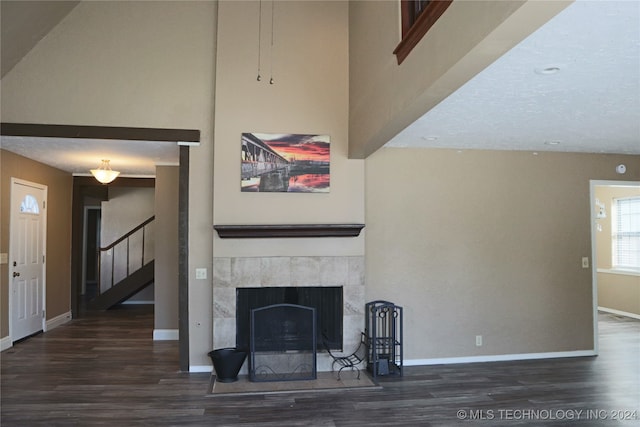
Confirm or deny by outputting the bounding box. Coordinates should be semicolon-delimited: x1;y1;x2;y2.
241;133;330;193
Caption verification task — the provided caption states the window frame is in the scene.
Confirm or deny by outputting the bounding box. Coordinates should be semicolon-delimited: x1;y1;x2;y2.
611;196;640;271
393;0;453;65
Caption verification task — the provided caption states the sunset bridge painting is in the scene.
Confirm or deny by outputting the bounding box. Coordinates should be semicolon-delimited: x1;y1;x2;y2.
241;132;330;193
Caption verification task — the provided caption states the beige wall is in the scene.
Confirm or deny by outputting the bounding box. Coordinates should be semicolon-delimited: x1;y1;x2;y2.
348;0;572;158
0;150;73;338
0;1;216;366
366;148;640;360
594;184;640;316
597;272;640;317
214;1;363;251
211;0;364;367
154;166;179;330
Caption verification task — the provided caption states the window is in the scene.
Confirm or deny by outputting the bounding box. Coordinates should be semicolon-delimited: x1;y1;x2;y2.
612;196;640;270
401;0;432;37
394;0;453;65
20;194;40;214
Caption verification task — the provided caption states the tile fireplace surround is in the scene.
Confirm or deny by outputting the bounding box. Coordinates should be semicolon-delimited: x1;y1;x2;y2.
213;256;365;373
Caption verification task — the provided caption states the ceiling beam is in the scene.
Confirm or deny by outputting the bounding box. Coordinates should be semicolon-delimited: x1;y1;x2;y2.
0;123;200;143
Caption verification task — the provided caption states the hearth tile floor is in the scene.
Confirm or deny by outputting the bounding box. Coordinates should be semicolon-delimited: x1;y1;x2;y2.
208;370;381;396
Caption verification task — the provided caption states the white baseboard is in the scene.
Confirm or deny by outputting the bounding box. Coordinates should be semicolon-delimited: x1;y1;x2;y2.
45;311;72;332
153;329;179;341
189;365;213;373
0;335;12;352
2;311;71;351
192;351;597;373
405;349;596;367
193;350;595;373
598;306;640;320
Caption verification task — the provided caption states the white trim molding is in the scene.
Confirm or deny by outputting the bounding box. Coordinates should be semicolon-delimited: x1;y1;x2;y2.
405;350;596;367
153;329;179;341
45;311;72;332
0;335;12;352
598;306;640;320
189;365;213;373
2;311;71;351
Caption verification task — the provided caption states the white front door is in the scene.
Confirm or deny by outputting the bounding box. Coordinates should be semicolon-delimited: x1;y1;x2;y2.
10;178;47;342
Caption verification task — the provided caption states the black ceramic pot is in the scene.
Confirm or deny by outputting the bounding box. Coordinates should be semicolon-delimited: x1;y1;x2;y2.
208;348;247;383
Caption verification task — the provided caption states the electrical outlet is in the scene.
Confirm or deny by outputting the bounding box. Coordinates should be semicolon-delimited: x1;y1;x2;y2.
195;268;207;279
475;335;483;347
582;257;589;269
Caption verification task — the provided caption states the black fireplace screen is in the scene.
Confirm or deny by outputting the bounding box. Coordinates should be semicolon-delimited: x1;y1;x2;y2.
249;303;317;382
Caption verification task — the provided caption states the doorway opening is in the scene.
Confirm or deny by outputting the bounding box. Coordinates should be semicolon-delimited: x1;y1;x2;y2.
82;206;101;305
590;180;640;354
2;122;198;371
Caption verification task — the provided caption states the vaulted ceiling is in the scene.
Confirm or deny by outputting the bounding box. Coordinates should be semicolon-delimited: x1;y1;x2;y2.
1;0;638;178
385;0;640;155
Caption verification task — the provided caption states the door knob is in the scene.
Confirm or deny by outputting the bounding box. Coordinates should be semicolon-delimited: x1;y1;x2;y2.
13;272;20;277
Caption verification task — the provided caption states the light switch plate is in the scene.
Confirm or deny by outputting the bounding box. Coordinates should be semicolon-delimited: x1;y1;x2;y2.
195;268;207;279
0;253;8;264
581;257;589;268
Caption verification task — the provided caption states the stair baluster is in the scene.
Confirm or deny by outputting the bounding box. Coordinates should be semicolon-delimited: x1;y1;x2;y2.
91;216;155;310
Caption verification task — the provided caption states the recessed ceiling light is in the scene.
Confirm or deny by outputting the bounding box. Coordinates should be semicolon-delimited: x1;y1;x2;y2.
544;140;561;145
535;66;561;75
421;136;438;141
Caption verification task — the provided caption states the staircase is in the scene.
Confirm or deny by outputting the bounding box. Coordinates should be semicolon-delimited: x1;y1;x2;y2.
88;260;155;310
88;216;155;310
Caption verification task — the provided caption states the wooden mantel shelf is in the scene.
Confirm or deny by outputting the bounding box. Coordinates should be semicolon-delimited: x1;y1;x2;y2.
213;224;365;238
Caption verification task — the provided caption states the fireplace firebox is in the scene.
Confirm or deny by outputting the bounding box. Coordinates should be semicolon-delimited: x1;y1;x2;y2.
236;287;343;351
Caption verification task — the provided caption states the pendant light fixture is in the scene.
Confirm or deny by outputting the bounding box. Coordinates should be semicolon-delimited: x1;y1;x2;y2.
90;159;120;184
257;0;262;81
269;0;275;84
256;0;275;84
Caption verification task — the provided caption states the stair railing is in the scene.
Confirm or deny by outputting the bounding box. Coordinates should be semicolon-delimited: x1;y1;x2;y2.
97;216;155;295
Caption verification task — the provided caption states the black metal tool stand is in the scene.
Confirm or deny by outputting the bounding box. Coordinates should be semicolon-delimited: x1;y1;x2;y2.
365;300;403;378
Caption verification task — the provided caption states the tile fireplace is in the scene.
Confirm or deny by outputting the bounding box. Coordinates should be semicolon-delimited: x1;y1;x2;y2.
213;256;365;372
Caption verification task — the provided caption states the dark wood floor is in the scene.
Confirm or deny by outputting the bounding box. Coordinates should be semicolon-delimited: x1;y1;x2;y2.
2;307;639;426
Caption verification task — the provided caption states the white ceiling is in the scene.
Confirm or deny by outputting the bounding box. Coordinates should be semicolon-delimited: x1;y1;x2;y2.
385;0;640;155
0;136;179;177
0;0;638;177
